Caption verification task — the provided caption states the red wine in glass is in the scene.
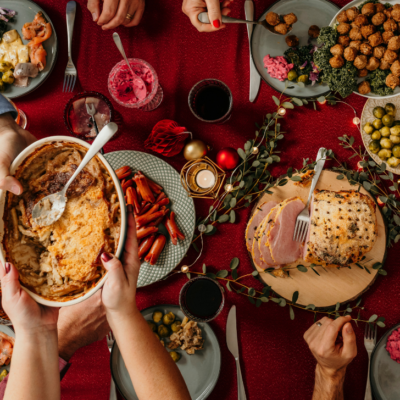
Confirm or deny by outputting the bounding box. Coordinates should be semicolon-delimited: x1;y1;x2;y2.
179;277;225;322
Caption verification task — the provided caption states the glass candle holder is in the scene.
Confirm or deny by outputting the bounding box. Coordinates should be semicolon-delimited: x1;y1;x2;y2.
179;276;225;323
188;79;233;124
108;58;163;111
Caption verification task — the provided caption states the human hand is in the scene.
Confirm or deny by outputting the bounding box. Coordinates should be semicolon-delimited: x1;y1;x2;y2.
87;0;145;30
57;291;109;362
0;262;59;334
101;205;141;321
0;113;36;195
182;0;233;32
304;316;357;378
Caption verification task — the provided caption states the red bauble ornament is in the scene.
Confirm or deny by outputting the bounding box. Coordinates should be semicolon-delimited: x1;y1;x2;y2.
216;147;240;170
145;120;191;157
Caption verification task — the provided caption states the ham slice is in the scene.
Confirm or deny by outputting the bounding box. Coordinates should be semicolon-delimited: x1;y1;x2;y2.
245;201;277;251
268;197;304;265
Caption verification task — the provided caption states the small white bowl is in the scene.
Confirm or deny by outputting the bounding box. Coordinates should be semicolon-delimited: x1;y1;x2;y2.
0;136;127;308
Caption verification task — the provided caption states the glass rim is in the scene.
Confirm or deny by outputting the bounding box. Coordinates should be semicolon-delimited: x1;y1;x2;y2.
179;276;225;323
188;78;233;124
108;58;159;109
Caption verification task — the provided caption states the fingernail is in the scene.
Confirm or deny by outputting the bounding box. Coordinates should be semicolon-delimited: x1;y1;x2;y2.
101;252;113;262
346;323;353;334
4;263;10;274
213;19;220;28
92;12;98;21
127;204;133;213
10;185;20;195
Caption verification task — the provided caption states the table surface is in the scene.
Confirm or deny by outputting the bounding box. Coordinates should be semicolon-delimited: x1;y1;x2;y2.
14;0;400;399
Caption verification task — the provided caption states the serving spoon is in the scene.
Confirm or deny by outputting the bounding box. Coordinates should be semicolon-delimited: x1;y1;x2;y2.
32;122;118;228
197;12;289;35
112;32;147;101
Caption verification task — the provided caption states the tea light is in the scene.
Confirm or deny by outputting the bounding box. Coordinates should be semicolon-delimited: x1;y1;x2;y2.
196;170;216;189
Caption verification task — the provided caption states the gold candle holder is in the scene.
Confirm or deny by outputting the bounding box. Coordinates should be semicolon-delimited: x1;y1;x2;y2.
180;157;226;199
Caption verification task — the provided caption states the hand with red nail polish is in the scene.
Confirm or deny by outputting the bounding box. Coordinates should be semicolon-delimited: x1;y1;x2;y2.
0;112;36;195
182;0;233;33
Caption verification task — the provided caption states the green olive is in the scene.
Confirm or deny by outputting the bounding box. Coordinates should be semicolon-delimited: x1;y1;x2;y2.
380;126;391;137
391;135;400;144
163;312;176;326
297;74;308;83
147;321;157;332
385;103;396;116
157;324;169;338
287;70;298;81
382;114;394;127
392;145;400;158
378;148;392;160
381;138;394;149
369;140;381;154
390;125;400;136
372;119;383;129
371;131;381;140
171;321;182;333
387;157;400;168
363;122;374;135
373;106;386;119
169;351;181;363
1;70;13;85
152;311;163;323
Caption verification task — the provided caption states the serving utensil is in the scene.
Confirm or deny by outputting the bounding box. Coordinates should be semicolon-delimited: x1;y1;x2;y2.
197;12;286;35
364;324;377;400
293;147;326;243
106;331;117;400
31;122;118;227
244;0;260;102
85;102;104;155
226;305;247;400
63;1;77;92
112;32;147;100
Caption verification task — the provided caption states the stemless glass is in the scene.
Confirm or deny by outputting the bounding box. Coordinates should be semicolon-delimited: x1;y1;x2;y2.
108;58;163;111
179;276;225;323
188;79;233;124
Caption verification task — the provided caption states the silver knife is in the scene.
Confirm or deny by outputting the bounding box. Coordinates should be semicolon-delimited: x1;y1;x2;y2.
226;306;247;400
245;0;260;103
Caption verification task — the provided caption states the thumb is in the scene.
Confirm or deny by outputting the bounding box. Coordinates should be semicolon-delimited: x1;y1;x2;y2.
342;322;357;360
205;0;222;29
87;0;101;22
101;253;127;283
0;160;22;195
1;263;21;300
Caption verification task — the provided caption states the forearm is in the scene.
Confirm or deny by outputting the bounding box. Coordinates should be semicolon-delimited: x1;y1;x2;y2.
5;329;60;400
108;309;190;400
312;365;346;400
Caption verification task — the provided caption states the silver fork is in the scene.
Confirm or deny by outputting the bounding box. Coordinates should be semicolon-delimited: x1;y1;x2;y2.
85;103;104;154
364;324;377;400
63;1;77;92
293;147;327;243
106;331;117;400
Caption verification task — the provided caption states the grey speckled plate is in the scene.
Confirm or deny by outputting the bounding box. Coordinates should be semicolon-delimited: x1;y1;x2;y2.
110;305;221;400
0;325;14;376
251;0;339;98
371;323;400;400
0;0;58;99
104;151;195;288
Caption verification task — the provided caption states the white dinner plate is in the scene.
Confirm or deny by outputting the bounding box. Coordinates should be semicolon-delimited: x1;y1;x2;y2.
0;0;58;99
251;0;339;98
110;305;221;400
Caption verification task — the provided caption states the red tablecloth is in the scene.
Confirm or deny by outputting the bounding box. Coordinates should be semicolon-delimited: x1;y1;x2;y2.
13;0;400;399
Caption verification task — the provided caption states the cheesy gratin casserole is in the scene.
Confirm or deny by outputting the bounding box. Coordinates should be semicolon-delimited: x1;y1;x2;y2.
2;143;121;302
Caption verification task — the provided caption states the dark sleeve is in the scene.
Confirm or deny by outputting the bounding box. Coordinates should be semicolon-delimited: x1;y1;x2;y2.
0;94;18;119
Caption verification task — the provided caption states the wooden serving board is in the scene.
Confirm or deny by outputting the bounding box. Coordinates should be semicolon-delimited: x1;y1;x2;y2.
249;170;387;308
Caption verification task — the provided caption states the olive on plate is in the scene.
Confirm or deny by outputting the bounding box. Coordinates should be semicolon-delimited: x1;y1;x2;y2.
369;140;381;154
169;351;181;363
380;126;391;137
152;311;164;323
288;70;298;81
364;122;374;134
385;103;396;116
171;321;182;333
158;324;169;338
373;119;383;129
297;74;308;83
371;131;381;140
163;312;176;326
382;114;394;127
378;148;392;160
373;106;385;119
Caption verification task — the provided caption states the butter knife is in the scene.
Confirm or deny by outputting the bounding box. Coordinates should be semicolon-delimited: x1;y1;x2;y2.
226;306;247;400
245;0;260;102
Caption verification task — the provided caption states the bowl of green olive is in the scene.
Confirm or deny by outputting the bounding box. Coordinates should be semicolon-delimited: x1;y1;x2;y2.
361;99;400;174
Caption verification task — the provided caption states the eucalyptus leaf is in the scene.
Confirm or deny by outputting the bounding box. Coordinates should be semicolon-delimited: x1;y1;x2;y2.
261;296;269;302
206;273;216;279
232;269;238;280
218;214;230;223
226;281;232;291
230;198;237;208
256;299;262;307
292;291;299;304
377;321;386;328
272;95;280;106
230;257;240;270
186;272;191;279
217;270;228;278
369;314;378;323
248;287;256;297
305;304;316;310
282;102;294;109
335;302;340;311
229;210;236;223
291;97;303;106
289;305;295;320
252;270;259;277
297;265;308;272
237;148;246;160
279;298;287;307
202;264;207;273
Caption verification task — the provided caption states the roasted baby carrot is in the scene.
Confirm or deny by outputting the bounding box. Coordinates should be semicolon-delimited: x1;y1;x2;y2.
144;235;166;265
126;187;141;215
138;235;156;258
137;226;158;240
116;166;131;180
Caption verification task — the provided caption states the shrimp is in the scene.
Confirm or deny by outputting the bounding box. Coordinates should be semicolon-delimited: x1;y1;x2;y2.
28;42;47;71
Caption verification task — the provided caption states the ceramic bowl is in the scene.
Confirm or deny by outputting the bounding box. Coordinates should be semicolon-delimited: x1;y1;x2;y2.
0;136;127;307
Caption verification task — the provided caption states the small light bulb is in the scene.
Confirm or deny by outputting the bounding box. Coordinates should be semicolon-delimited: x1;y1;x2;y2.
353;117;360;125
357;161;363;171
181;265;189;273
198;224;206;233
226;184;234;192
278;107;286;116
252;146;259;155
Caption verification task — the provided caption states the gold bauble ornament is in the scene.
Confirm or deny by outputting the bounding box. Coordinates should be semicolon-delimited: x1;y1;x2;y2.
183;139;208;161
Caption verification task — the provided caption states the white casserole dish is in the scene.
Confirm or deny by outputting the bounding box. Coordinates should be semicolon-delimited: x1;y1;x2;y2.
0;136;127;308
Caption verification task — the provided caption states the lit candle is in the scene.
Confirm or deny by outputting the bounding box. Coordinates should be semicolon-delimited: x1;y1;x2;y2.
196;170;216;189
